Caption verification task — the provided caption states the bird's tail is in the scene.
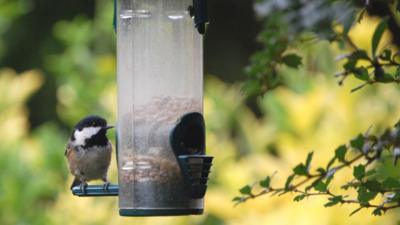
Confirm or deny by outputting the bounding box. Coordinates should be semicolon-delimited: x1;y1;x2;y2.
70;178;82;190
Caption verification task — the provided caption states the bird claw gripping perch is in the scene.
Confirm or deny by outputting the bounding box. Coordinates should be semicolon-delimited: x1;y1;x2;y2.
80;181;88;194
103;181;111;191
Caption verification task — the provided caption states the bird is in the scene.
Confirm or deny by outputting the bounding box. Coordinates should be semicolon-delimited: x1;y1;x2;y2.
65;115;114;193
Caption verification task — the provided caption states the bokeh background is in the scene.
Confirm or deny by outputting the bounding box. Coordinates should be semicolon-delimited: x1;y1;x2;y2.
1;0;400;224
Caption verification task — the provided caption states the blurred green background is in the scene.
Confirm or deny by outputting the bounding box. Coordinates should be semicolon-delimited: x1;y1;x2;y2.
1;0;400;224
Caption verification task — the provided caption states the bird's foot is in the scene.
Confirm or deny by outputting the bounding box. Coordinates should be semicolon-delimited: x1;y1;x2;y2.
80;181;88;194
102;181;110;191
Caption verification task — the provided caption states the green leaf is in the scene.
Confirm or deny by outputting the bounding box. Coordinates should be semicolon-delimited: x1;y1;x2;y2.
326;157;336;170
380;49;392;61
293;163;308;176
324;195;343;207
239;185;252;195
324;201;338;207
281;54;302;68
373;64;394;83
395;67;400;78
306;177;324;192
372;18;388;57
293;194;306;202
386;191;400;203
317;167;326;175
382;177;400;189
353;50;370;60
357;186;377;203
375;72;394;83
363;180;382;192
344;50;370;71
353;67;370;81
326;175;334;186
358;9;366;23
293;152;314;176
335;145;347;163
305;151;313;169
314;180;327;192
232;197;242;202
350;134;364;151
395;121;400;129
342;181;361;190
365;169;377;177
353;164;366;181
372;208;383;216
285;174;295;191
259;176;271;188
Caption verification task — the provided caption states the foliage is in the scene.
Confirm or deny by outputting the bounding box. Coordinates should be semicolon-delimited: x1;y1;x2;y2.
244;12;293;95
246;0;400;95
234;121;400;215
0;0;32;59
45;0;116;126
0;1;116;224
0;69;66;225
335;18;400;92
237;0;400;217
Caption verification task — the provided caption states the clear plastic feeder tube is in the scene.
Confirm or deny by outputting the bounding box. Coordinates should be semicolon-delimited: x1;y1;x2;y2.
117;0;203;216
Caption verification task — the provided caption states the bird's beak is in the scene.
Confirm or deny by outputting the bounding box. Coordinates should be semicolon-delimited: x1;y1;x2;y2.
104;125;115;130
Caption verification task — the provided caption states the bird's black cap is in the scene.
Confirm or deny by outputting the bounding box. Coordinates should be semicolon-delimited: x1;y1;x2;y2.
75;115;108;131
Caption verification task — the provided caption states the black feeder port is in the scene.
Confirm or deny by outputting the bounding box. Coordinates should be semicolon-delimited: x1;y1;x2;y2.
170;112;214;199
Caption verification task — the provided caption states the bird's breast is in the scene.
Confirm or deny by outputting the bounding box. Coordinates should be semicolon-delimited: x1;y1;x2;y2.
75;145;112;180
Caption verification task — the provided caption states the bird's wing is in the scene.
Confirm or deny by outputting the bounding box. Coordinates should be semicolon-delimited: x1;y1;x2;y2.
105;141;113;163
65;143;80;177
107;141;113;152
101;142;113;179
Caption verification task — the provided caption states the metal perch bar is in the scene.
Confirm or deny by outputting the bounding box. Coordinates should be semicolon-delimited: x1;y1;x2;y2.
71;184;119;197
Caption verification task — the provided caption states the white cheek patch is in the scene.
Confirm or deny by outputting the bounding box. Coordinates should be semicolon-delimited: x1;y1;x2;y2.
74;127;102;146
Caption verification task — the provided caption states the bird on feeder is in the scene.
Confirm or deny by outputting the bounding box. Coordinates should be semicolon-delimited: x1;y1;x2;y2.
65;115;114;193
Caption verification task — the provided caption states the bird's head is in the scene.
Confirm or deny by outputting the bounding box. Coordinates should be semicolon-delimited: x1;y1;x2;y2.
72;115;114;147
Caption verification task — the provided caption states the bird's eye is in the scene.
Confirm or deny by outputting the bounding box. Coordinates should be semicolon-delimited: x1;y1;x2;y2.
92;122;96;126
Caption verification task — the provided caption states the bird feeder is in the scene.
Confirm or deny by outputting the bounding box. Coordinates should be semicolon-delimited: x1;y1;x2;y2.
116;0;212;216
72;0;212;217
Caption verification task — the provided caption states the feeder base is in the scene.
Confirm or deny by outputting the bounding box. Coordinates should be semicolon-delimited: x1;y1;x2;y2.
119;208;203;216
